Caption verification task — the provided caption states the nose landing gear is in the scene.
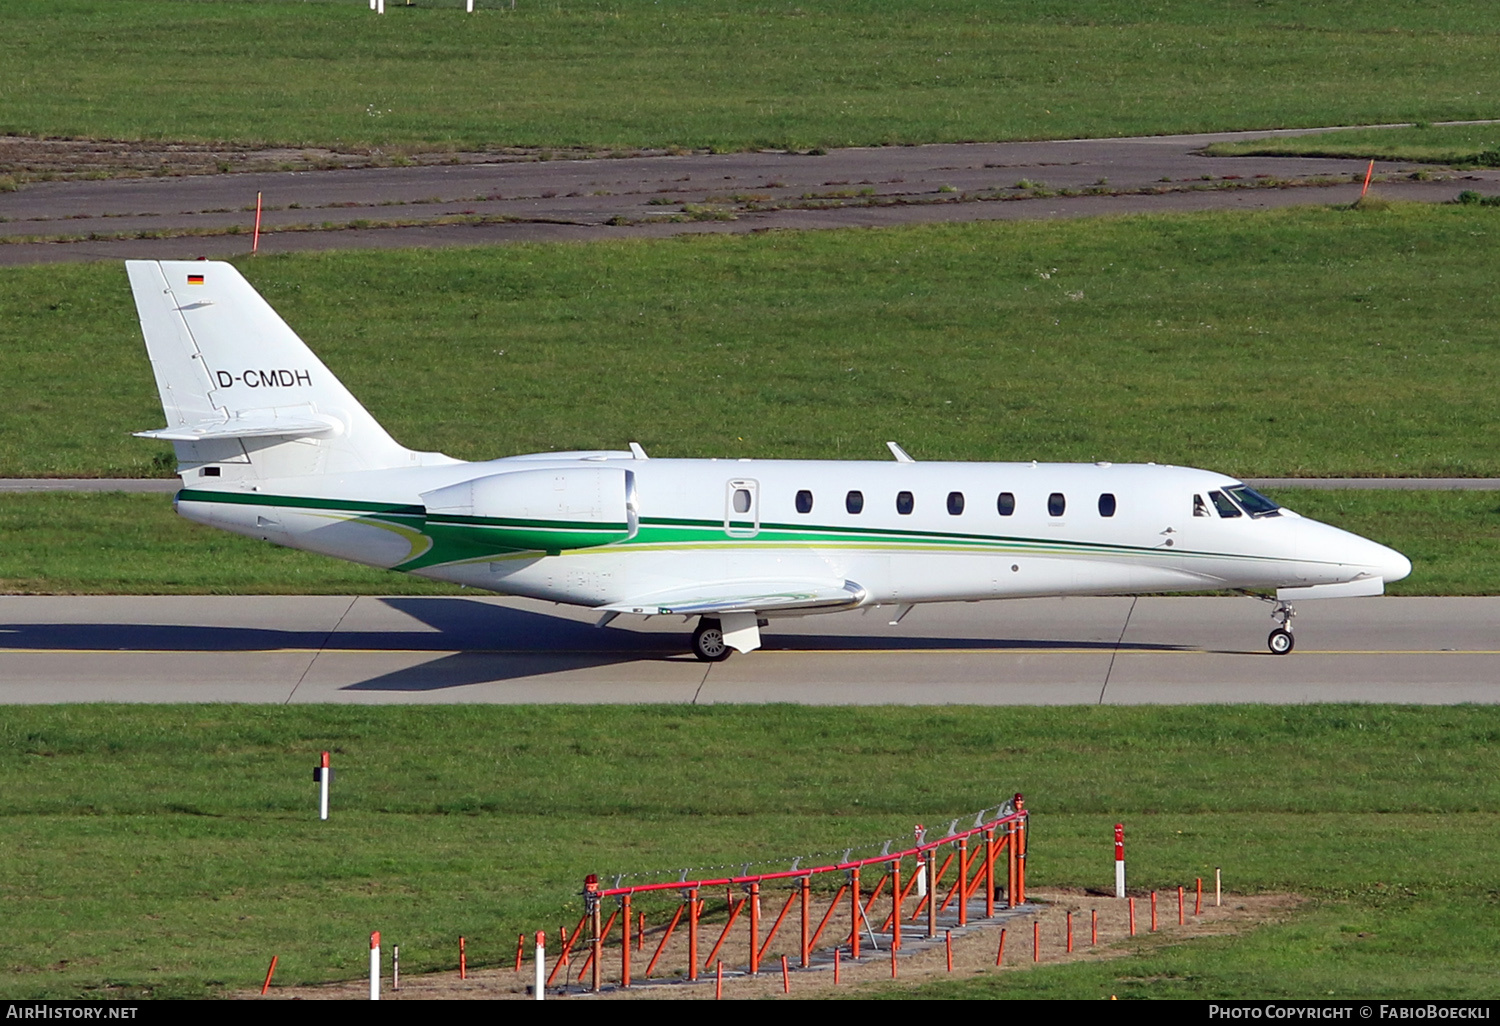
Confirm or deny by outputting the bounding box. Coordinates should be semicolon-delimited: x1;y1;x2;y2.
1244;592;1297;654
1267;600;1296;655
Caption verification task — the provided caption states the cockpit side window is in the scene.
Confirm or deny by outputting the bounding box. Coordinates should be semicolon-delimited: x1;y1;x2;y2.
1193;494;1209;517
1226;485;1282;517
1209;490;1242;518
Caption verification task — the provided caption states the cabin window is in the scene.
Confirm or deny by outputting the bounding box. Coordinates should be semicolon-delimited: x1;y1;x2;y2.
997;492;1015;516
201;466;221;478
1209;490;1242;518
1098;493;1116;517
896;491;915;515
795;489;814;514
733;488;753;514
947;491;965;515
1193;494;1209;517
1048;492;1066;517
846;490;864;514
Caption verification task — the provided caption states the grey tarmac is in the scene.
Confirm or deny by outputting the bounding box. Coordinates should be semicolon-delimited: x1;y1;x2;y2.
4;124;1500;266
1;594;1494;705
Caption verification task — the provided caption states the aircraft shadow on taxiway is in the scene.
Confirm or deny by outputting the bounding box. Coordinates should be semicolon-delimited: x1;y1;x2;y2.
0;597;1191;692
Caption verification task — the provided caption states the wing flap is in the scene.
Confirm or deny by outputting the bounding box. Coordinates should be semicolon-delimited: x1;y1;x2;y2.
601;580;865;616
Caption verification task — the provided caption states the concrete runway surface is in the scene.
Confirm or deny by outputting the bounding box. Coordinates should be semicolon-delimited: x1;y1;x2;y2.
0;594;1493;705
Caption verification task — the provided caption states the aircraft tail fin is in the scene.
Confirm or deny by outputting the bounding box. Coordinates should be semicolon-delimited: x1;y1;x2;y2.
127;260;446;481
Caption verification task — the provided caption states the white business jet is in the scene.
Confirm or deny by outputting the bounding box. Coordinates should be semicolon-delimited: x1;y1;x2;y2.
128;260;1410;661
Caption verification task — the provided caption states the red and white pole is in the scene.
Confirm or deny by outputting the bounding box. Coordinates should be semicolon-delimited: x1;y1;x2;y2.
316;751;330;820
369;931;380;1001
1114;823;1125;898
534;931;545;1000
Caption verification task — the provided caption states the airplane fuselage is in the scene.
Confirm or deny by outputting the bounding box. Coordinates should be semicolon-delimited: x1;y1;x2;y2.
174;454;1409;613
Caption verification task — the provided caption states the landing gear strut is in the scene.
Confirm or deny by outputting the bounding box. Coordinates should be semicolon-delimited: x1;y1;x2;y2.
691;617;731;662
1267;600;1296;655
1245;592;1296;654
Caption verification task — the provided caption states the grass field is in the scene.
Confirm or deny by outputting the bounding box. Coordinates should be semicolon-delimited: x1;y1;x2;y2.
6;1;1500;153
1;704;1496;999
1206;124;1500;166
0;488;1494;595
2;204;1497;479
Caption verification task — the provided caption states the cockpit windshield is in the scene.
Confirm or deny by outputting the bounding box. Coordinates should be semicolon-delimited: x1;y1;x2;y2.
1224;485;1281;518
1208;491;1242;518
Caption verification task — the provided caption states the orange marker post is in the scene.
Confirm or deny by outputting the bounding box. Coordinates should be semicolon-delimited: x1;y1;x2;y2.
253;191;263;254
261;954;278;995
460;935;467;979
945;929;953;972
689;887;700;981
1129;897;1136;937
1178;886;1185;926
1196;877;1203;916
515;932;524;971
1033;919;1039;962
1151;891;1158;932
1362;159;1375;198
1092;908;1098;946
716;960;723;1000
995;927;1007;966
783;954;792;992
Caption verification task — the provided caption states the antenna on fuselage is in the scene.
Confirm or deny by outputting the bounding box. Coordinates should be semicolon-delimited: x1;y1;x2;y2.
886;441;915;463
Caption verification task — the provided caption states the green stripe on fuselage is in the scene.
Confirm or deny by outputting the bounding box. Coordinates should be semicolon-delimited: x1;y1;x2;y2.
173;490;1281;573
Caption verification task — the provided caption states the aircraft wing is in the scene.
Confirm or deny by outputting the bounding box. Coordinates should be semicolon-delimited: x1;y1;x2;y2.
599;580;865;616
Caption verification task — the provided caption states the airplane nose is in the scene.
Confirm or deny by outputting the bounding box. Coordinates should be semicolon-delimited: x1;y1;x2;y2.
1375;543;1412;584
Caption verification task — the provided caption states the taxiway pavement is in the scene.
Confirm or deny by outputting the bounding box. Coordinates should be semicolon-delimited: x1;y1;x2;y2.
6;124;1500;266
0;594;1493;705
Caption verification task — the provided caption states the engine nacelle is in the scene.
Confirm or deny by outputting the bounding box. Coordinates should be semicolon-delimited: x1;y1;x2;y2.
421;466;637;553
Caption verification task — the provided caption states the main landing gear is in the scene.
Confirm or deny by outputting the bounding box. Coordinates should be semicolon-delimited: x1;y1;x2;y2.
691;617;731;662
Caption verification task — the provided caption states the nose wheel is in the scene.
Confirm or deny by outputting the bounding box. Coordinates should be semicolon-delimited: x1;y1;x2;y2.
691;617;731;662
1266;600;1296;655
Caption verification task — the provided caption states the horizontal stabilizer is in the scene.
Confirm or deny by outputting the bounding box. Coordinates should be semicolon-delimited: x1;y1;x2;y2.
601;580;865;617
135;410;344;442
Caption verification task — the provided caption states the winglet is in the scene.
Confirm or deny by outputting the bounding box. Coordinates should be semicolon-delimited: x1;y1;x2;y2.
629;442;649;460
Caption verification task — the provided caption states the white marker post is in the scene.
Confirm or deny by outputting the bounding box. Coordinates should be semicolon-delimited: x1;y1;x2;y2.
1114;823;1126;898
913;822;927;897
370;931;381;1000
393;945;400;991
466;0;474;11
534;931;546;1001
315;751;331;820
